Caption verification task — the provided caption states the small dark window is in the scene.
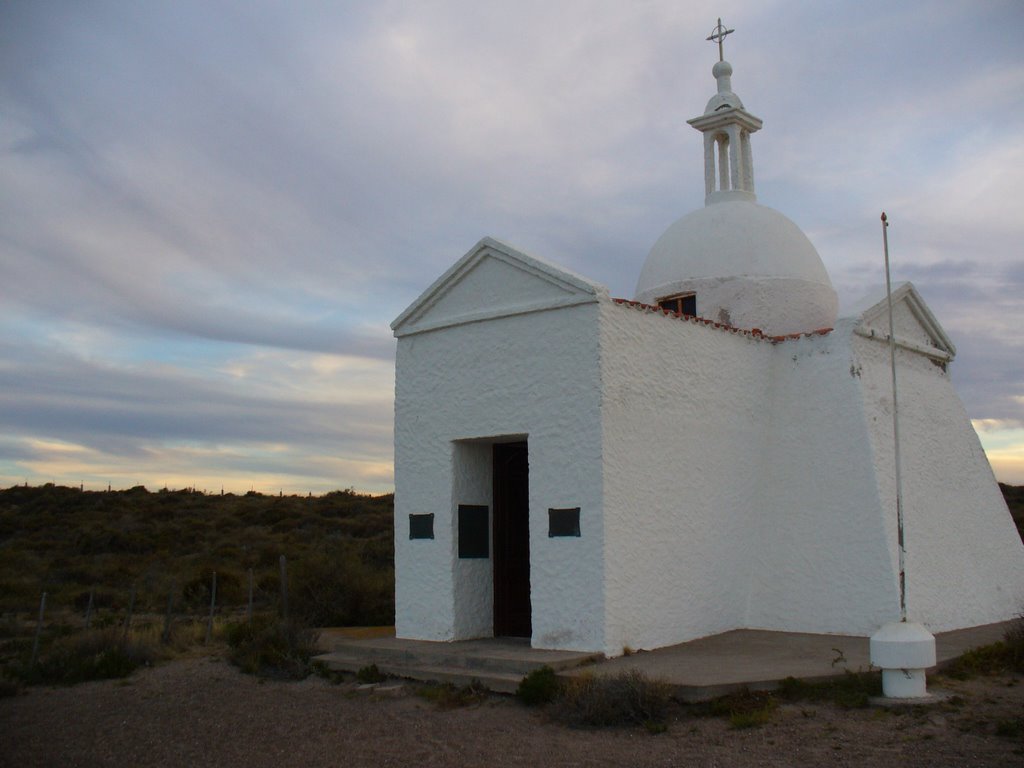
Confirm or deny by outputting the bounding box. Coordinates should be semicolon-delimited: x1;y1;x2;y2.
548;507;581;537
658;293;696;316
458;505;489;558
409;513;434;540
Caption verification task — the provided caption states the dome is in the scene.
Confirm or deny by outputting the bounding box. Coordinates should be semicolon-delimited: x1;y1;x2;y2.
637;51;839;336
634;199;838;335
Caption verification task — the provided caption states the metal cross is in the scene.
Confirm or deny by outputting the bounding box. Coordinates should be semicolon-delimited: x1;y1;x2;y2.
706;18;734;62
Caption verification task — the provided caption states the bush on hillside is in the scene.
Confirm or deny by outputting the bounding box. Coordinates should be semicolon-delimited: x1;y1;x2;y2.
0;484;396;623
290;546;393;627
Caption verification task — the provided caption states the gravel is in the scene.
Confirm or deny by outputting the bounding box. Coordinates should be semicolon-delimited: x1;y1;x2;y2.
2;655;1023;767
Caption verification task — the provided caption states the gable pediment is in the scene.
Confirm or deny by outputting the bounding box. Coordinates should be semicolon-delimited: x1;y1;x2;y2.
391;237;606;337
851;282;956;361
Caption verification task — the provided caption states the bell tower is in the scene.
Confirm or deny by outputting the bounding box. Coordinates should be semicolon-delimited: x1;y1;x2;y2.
686;19;762;205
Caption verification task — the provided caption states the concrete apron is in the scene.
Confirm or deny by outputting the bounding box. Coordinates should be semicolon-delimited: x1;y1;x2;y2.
314;634;602;693
314;621;1013;701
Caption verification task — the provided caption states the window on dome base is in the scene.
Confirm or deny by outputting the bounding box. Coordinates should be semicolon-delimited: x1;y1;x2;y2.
658;293;696;317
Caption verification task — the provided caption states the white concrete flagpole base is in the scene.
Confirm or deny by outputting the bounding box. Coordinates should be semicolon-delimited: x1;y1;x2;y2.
869;621;936;698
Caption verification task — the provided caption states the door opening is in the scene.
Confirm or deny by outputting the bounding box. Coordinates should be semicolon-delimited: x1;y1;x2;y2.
492;441;531;637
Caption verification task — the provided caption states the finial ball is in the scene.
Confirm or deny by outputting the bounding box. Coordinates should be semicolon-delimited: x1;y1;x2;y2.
712;60;732;79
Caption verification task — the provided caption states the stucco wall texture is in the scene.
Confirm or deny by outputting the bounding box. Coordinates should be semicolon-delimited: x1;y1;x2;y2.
393;248;1024;657
394;301;606;651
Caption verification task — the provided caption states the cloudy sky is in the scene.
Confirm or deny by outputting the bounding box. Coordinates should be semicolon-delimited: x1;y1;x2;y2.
1;0;1022;494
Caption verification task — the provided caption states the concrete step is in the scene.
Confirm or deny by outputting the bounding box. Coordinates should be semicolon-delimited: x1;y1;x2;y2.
314;653;526;694
315;636;603;693
325;637;601;677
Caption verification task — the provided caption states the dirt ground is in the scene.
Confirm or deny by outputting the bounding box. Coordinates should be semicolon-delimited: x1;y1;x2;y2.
2;655;1023;768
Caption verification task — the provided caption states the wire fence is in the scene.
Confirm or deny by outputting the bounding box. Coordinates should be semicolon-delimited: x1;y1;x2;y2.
16;555;297;668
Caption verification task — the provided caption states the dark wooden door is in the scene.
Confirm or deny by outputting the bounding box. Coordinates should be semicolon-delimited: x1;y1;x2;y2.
493;441;531;637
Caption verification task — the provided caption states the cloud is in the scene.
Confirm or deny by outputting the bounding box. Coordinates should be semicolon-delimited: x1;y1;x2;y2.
0;336;395;492
0;0;1021;491
972;423;1024;485
2;435;395;495
0;338;391;443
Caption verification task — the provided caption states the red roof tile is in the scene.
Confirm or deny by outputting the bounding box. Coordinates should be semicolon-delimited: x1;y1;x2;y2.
610;298;832;343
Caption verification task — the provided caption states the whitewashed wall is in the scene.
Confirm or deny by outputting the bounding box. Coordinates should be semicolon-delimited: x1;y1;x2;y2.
741;329;897;635
393;302;607;651
599;303;772;654
451;441;493;638
597;293;1024;653
854;331;1024;631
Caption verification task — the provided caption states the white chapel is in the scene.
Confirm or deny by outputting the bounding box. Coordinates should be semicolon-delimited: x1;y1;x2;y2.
389;38;1024;658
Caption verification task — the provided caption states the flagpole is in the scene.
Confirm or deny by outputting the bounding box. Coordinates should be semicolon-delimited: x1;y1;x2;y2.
881;211;906;622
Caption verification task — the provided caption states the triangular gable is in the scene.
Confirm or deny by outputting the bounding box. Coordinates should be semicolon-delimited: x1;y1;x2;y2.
391;237;606;337
845;282;956;361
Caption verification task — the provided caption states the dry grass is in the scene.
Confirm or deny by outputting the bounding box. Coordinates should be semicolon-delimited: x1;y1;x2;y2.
553;670;672;728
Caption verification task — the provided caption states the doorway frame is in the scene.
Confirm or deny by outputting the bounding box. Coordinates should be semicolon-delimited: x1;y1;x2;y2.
492;440;531;638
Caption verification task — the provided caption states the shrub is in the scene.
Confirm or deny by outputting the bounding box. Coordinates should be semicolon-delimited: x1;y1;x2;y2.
289;546;394;628
516;665;560;706
10;629;156;686
181;569;243;610
700;689;777;728
226;616;319;680
996;717;1024;739
0;484;396;629
554;670;671;728
729;708;774;729
159;617;210;651
1003;616;1024;673
356;663;386;684
944;644;1012;680
776;671;881;709
942;619;1024;680
415;679;488;708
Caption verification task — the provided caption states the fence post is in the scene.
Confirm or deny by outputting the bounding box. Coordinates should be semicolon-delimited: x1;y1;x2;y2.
162;585;175;644
30;592;47;667
84;588;94;629
122;585;136;644
247;568;254;627
205;571;217;644
279;555;289;623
